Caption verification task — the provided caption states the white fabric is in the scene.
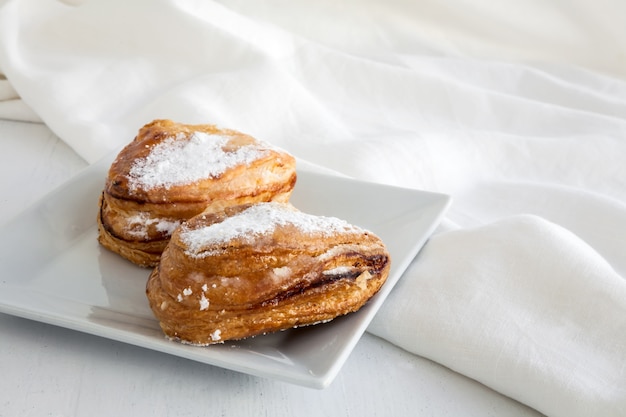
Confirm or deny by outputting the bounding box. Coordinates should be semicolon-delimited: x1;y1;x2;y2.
369;215;626;417
1;0;625;416
0;74;40;121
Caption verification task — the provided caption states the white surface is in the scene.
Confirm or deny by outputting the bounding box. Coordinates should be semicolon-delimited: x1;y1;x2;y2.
0;147;449;389
0;120;542;417
2;0;626;415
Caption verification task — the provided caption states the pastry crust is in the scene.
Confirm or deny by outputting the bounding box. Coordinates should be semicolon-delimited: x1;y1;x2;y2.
146;202;391;345
97;120;297;267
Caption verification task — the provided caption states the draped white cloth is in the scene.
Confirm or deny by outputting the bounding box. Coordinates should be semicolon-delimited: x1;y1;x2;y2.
1;1;625;416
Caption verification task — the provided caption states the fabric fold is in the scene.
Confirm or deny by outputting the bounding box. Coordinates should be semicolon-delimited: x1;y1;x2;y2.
368;215;626;417
0;75;41;121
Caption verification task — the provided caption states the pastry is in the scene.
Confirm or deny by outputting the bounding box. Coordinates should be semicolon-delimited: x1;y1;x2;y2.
97;119;297;267
146;202;391;345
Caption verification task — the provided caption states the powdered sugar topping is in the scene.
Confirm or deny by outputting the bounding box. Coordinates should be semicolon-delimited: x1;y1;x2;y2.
210;329;222;342
180;203;366;258
125;212;181;239
127;131;269;191
199;293;210;311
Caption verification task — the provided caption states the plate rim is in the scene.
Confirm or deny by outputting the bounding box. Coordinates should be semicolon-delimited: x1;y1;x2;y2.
0;154;451;389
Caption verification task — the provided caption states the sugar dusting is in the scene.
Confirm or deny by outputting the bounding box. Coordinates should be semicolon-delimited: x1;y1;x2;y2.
180;203;366;258
127;131;269;191
125;212;181;238
210;329;222;342
199;293;210;310
323;266;354;276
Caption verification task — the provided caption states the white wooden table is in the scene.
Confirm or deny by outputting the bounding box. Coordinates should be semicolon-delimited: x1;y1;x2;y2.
0;119;544;417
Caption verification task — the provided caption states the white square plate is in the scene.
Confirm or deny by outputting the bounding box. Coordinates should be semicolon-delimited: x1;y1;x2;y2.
0;154;450;389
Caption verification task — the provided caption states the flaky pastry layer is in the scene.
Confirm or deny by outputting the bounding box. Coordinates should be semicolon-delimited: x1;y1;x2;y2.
97;119;296;267
145;203;391;345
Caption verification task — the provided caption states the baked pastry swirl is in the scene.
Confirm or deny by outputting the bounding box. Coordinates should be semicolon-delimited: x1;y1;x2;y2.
146;202;391;345
97;120;296;267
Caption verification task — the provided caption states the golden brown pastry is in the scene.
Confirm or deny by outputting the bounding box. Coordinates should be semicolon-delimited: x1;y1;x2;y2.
97;120;296;267
146;202;391;345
